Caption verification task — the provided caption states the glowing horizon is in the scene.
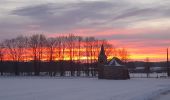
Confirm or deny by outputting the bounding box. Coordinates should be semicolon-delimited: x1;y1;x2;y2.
1;45;168;62
47;29;169;62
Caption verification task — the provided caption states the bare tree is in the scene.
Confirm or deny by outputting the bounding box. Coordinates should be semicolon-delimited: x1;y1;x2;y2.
3;36;27;75
84;37;90;64
0;43;4;62
67;34;76;76
84;37;96;76
60;36;67;61
102;40;115;60
118;48;130;63
93;40;100;62
46;37;59;76
29;34;39;75
89;37;96;64
29;34;46;75
77;36;83;62
0;43;5;75
60;36;67;76
56;37;65;61
76;36;83;76
47;37;58;61
38;34;47;61
67;34;75;61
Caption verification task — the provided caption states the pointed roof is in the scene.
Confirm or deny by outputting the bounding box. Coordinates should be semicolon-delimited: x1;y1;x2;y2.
98;44;107;64
107;57;124;67
99;44;106;56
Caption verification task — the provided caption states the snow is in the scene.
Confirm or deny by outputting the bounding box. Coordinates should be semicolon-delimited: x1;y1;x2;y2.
0;77;170;100
152;90;170;100
115;60;123;66
108;58;123;66
157;94;170;100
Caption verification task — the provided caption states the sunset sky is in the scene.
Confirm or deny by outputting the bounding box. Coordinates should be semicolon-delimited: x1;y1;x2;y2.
0;0;170;61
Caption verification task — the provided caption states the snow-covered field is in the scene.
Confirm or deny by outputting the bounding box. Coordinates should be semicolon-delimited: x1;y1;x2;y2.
153;91;170;100
0;77;170;100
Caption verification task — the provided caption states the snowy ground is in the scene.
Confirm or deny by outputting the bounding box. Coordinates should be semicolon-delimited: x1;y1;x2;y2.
153;92;170;100
0;77;170;100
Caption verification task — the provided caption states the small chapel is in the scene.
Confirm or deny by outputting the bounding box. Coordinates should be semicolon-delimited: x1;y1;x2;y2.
98;45;130;79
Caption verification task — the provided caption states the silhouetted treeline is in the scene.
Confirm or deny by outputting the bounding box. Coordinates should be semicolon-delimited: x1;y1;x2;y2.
0;34;129;76
0;34;129;62
0;61;98;77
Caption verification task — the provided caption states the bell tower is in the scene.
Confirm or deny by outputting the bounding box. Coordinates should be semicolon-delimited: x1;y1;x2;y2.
98;44;107;64
98;44;107;79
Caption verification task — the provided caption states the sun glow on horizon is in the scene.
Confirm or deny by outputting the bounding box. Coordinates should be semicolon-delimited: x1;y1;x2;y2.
1;47;167;62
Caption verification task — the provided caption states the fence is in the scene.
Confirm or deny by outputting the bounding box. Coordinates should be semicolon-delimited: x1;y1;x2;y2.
130;73;168;78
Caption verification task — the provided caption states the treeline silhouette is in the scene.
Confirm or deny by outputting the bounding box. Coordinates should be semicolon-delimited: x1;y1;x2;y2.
0;34;129;76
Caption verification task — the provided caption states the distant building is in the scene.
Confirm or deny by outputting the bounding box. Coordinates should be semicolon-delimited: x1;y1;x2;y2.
98;45;130;79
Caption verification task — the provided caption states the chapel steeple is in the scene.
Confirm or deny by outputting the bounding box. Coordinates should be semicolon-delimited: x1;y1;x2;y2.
98;44;107;64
